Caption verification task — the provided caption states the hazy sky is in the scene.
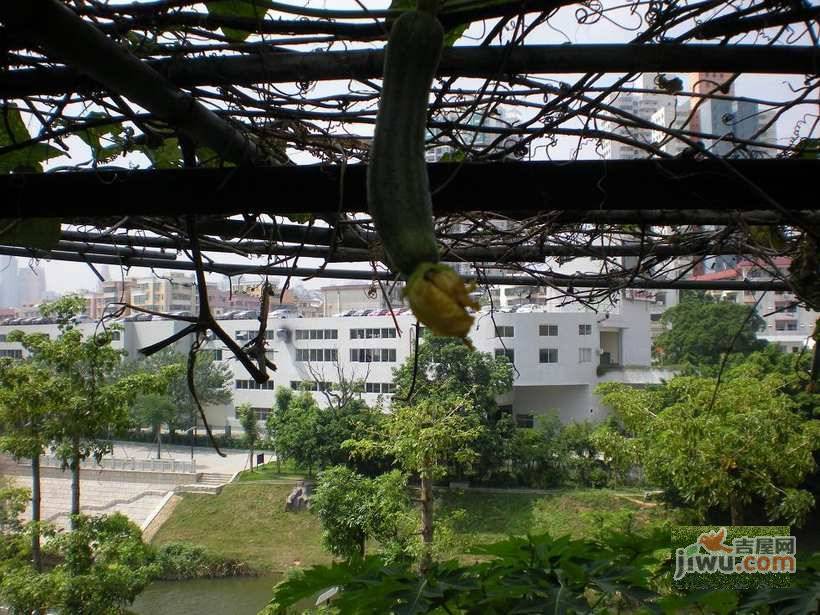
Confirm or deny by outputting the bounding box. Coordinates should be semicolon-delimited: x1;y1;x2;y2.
17;0;814;295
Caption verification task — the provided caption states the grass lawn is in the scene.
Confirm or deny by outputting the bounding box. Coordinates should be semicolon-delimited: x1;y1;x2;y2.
236;460;306;482
151;483;329;573
152;484;668;574
435;488;668;557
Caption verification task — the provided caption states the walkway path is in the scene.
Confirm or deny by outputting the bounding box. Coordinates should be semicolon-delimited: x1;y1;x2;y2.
0;442;275;530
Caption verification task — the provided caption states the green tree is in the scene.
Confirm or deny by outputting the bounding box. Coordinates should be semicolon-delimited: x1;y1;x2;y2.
598;372;819;526
130;393;177;459
11;297;167;528
653;293;766;367
393;334;513;423
267;388;322;476
266;386;381;476
267;386;294;473
311;466;412;562
392;334;513;481
0;359;60;569
238;403;259;472
121;348;232;435
347;389;483;571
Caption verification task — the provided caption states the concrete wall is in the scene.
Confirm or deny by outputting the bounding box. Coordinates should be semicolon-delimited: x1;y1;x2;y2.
1;456;192;529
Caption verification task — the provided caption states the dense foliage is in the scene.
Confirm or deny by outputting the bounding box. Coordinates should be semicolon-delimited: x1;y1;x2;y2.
310;467;413;562
264;527;820;614
123;348;233;434
266;386;381;476
0;513;159;615
653;293;766;366
598;369;819;526
154;541;251;580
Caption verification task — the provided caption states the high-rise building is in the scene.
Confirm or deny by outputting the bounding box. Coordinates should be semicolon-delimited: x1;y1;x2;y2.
688;72;777;157
17;263;46;307
0;256;19;308
602;73;692;159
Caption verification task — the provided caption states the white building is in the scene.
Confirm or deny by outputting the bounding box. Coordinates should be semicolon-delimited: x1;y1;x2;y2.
0;290;669;431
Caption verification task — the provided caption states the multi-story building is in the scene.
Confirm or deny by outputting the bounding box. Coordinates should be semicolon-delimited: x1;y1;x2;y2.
129;273;198;314
602;72;776;159
206;285;263;316
687;72;777;157
601;73;692;159
0;291;669;431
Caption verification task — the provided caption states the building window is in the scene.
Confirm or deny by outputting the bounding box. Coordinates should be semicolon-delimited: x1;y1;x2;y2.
0;334;5;342
775;320;799;332
578;348;592;363
364;382;396;394
296;348;338;362
494;325;514;338
578;324;592;336
202;349;223;361
0;349;23;359
237;329;275;341
350;327;397;339
109;330;121;341
235;379;275;390
349;348;397;362
289;380;332;392
295;329;338;341
494;348;515;364
539;348;558;363
650;313;663;322
539;324;558;336
515;414;534;428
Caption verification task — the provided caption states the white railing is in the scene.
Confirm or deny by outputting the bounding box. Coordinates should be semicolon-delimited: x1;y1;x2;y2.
33;455;196;474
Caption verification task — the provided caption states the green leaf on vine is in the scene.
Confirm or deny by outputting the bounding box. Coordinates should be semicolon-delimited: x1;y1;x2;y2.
206;0;266;42
0;106;62;173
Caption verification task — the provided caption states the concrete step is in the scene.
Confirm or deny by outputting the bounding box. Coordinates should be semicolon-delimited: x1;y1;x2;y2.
197;472;233;485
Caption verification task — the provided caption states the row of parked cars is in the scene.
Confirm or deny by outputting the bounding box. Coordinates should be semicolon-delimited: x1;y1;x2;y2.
0;316;61;326
331;308;413;317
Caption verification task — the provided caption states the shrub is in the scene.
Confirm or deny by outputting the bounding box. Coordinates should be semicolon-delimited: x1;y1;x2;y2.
156;542;251;579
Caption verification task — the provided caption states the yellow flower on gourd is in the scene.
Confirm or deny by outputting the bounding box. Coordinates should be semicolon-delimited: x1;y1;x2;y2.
405;262;479;346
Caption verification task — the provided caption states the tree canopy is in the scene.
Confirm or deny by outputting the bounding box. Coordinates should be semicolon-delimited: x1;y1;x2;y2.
653;293;766;367
598;370;819;526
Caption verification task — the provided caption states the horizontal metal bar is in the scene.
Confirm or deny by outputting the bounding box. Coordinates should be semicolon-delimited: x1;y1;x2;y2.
0;244;791;292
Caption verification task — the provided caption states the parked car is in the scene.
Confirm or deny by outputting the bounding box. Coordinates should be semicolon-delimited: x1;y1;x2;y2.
269;309;298;319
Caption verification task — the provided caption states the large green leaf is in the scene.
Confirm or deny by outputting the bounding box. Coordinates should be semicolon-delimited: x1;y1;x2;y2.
70;112;125;164
139;138;182;169
0;219;62;250
0;106;62;173
206;0;266;42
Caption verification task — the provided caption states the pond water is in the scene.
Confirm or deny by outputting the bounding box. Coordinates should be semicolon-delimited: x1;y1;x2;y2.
131;575;282;615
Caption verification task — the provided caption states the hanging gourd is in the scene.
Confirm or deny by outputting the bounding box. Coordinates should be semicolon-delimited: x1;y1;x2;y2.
367;0;478;344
